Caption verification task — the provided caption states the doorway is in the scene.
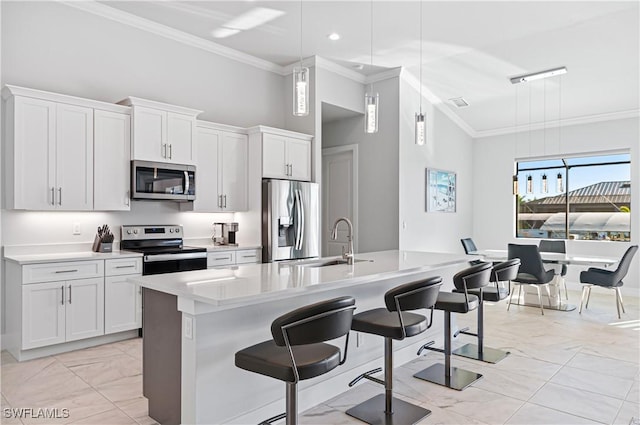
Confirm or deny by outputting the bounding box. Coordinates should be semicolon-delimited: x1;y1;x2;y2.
322;145;358;257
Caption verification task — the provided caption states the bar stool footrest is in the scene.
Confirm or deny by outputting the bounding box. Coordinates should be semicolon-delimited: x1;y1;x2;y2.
346;394;431;425
413;363;482;391
452;343;510;364
258;412;286;425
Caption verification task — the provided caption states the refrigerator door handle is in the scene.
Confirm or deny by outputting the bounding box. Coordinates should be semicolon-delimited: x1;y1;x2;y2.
294;189;303;250
297;189;305;250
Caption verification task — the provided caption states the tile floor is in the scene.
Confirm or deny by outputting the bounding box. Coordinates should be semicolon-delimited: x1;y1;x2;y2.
1;289;638;425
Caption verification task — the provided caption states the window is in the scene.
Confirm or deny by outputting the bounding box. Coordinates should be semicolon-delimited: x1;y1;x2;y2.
516;153;631;241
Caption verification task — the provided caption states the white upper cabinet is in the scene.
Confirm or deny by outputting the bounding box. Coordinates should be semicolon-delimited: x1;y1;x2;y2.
2;85;131;211
183;122;247;212
252;127;312;181
94;110;131;211
119;97;201;164
55;103;94;210
221;132;248;211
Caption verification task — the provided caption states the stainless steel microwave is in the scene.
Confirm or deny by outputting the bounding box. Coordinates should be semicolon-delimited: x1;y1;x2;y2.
131;160;196;201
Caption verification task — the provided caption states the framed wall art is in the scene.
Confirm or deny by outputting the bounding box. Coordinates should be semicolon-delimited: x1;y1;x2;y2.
426;168;456;213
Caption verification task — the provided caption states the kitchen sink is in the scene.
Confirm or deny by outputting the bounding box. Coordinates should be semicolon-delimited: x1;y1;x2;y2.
300;258;372;268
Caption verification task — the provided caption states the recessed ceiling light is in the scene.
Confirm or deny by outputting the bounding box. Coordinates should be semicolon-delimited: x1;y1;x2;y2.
328;33;341;41
353;64;364;70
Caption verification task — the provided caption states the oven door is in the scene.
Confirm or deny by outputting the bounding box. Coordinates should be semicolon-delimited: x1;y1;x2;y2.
143;252;207;275
132;160;196;201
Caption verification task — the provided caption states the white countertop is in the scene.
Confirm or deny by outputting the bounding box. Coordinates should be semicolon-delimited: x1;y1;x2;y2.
185;240;261;252
128;250;469;308
4;250;143;265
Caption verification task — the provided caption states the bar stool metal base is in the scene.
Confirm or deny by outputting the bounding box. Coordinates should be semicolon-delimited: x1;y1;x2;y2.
413;363;482;391
452;343;510;364
346;394;431;425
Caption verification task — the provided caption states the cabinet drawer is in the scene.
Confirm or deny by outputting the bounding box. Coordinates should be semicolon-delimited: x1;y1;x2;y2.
23;261;104;284
105;258;142;276
235;249;261;264
207;251;236;268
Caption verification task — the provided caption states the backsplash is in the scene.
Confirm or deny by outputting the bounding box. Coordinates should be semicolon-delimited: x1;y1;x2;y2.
1;200;258;247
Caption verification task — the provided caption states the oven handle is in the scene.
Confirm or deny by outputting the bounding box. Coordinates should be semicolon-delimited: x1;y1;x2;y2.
184;171;190;195
144;252;207;262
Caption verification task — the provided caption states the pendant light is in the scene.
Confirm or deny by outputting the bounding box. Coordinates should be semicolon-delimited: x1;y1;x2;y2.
512;175;519;195
526;174;534;194
292;0;309;117
541;173;548;193
365;0;378;133
415;0;425;145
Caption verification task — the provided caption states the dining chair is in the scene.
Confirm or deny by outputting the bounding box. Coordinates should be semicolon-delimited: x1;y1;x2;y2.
507;244;555;315
460;238;485;265
579;245;638;319
539;239;569;300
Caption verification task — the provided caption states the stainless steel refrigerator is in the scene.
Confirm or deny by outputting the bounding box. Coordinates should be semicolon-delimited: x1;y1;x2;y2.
262;179;319;262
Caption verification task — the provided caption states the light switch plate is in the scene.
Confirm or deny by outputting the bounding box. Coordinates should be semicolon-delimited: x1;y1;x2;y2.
72;222;81;235
184;316;193;339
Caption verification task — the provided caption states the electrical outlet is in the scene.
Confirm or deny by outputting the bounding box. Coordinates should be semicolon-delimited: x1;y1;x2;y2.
184;316;193;339
72;222;81;235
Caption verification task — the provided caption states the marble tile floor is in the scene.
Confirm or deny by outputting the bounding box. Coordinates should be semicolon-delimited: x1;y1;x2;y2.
1;338;155;425
1;289;638;425
300;289;640;425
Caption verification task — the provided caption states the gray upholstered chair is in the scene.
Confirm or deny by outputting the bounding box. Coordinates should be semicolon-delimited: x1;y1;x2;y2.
345;276;442;425
507;244;555;315
579;245;638;319
461;238;485;265
451;259;520;363
539;239;568;300
235;296;356;425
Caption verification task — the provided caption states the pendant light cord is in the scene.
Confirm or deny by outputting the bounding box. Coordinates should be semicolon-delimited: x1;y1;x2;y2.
543;79;547;156
370;0;373;92
299;0;303;66
419;0;423;113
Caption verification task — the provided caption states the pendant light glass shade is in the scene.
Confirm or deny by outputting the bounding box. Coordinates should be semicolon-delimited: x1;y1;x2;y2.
557;172;564;192
526;174;533;194
293;67;309;116
541;173;548;193
415;112;425;145
512;175;519;195
365;92;379;133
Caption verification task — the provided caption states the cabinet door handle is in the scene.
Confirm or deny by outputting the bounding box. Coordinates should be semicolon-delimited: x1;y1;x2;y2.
51;187;55;205
218;195;222;208
68;285;72;304
55;269;78;274
169;144;173;159
223;195;227;208
61;286;65;305
213;257;229;261
162;143;167;158
115;265;136;269
57;188;62;205
125;191;130;206
242;255;256;258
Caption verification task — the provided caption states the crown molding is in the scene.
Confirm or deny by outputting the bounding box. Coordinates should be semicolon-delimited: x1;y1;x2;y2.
314;57;368;83
474;109;640;139
400;70;477;137
365;67;403;85
2;84;131;113
60;0;285;75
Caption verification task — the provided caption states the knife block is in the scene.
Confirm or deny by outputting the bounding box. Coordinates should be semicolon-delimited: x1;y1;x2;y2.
92;236;113;253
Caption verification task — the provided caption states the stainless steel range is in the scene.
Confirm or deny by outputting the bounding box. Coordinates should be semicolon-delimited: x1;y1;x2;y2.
121;225;207;275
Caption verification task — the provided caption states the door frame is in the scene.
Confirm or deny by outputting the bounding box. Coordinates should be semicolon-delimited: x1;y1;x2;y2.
322;144;359;255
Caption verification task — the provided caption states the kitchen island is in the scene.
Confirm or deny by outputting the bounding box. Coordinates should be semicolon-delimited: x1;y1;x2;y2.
129;250;471;425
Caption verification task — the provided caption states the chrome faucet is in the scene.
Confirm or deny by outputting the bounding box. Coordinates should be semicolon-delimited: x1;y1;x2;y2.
331;217;354;265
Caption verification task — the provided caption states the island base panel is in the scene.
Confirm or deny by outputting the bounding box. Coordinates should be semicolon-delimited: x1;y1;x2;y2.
143;288;181;425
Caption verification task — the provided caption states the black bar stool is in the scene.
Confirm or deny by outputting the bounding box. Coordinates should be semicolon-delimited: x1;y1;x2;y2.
235;296;356;425
345;276;442;425
414;263;491;390
451;259;520;364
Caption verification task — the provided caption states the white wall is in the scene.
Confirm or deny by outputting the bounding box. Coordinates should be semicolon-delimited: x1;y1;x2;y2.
399;77;475;253
0;1;286;247
472;117;640;294
322;78;400;253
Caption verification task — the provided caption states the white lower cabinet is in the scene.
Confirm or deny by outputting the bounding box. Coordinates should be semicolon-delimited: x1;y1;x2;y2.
104;258;142;334
22;277;104;349
207;248;261;268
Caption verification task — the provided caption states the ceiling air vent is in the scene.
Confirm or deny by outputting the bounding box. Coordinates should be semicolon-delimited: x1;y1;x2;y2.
449;97;469;108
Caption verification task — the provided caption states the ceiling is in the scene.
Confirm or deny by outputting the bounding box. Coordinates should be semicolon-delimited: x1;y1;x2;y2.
99;1;639;135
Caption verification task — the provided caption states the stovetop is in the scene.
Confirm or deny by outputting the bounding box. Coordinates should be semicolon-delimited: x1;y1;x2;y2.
120;225;206;256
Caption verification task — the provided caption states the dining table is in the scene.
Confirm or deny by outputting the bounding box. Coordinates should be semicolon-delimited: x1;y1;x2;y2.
469;249;619;311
